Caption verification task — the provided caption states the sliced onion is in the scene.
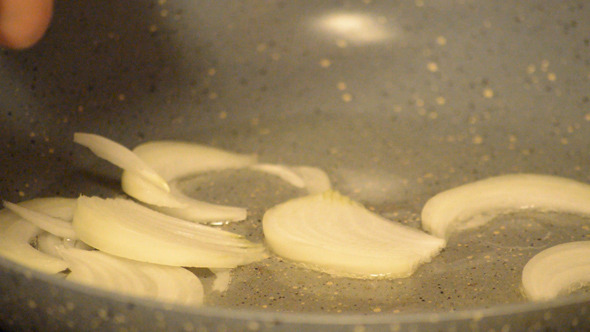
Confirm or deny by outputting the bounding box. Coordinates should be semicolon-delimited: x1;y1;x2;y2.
210;268;231;293
0;218;67;273
0;197;76;273
422;174;590;239
36;232;64;258
73;196;267;268
262;191;446;278
122;141;258;222
522;241;590;301
290;166;332;194
130;141;258;180
152;163;331;222
37;233;92;258
13;197;77;221
249;164;332;194
3;201;77;239
58;247;204;306
74;133;170;192
150;179;247;223
249;164;306;188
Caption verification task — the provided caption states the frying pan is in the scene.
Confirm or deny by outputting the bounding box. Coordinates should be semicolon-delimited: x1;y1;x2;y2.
1;0;590;330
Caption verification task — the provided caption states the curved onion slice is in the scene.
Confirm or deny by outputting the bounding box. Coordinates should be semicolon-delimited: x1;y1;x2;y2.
0;197;75;273
37;233;92;258
249;164;306;188
74;133;170;192
73;196;267;268
522;241;590;301
422;174;590;239
0;218;67;274
130;141;258;180
249;164;332;194
122;141;258;222
14;197;77;221
59;247;204;306
290;166;332;194
210;268;231;293
3;201;76;239
150;180;247;223
263;191;446;278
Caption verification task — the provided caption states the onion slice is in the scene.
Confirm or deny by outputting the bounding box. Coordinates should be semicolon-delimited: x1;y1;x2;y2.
522;241;590;301
73;196;267;268
210;268;231;293
152;180;247;223
9;197;77;221
249;164;332;194
0;218;67;274
122;141;258;222
422;174;590;239
290;166;332;194
0;197;76;274
37;233;92;258
3;201;77;239
263;191;446;278
74;132;170;192
59;247;204;306
129;141;258;180
249;164;306;188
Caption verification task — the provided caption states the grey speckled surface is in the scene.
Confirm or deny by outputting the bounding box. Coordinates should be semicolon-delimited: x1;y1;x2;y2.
1;0;590;330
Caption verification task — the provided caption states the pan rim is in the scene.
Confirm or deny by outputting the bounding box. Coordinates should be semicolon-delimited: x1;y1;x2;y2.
2;255;588;327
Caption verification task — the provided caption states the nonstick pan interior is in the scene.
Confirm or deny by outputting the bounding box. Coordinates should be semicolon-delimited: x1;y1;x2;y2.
1;1;590;331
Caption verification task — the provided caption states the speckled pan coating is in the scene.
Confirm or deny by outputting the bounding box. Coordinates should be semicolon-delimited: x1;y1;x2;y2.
1;0;589;331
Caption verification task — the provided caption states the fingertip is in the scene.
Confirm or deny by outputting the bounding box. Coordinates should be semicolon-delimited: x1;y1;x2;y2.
0;0;54;49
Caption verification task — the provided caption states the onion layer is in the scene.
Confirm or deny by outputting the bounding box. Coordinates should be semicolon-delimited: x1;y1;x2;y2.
59;247;204;306
290;166;332;194
122;141;258;222
522;241;590;301
249;164;332;194
263;191;445;278
210;268;231;293
422;174;590;239
0;198;75;273
73;196;267;268
249;164;307;188
3;201;77;239
150;179;247;223
74;133;169;192
37;233;92;258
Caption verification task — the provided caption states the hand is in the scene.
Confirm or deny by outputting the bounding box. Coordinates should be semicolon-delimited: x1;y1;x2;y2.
0;0;53;49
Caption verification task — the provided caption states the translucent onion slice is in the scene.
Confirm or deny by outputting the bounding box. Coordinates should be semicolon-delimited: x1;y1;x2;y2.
73;196;267;268
290;166;332;194
59;247;204;306
3;201;77;239
0;197;76;274
249;164;306;188
122;141;258;222
210;268;231;293
152;164;331;222
37;233;92;258
36;232;64;258
522;241;590;301
421;174;590;239
263;191;446;278
12;197;77;221
249;164;332;194
130;141;258;180
74;132;170;192
149;179;247;223
0;218;67;274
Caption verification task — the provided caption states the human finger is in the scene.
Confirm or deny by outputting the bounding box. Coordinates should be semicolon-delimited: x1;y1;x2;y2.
0;0;53;49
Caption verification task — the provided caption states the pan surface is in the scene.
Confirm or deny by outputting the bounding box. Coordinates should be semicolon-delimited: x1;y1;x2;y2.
1;0;590;330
